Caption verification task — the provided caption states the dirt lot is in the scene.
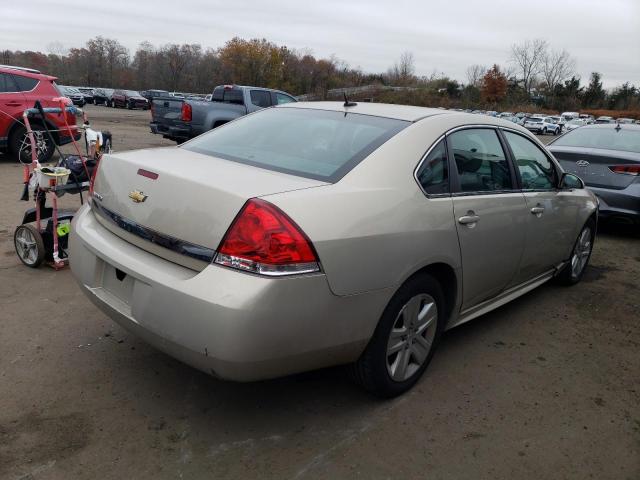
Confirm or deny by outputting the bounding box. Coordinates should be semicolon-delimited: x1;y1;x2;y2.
0;105;639;480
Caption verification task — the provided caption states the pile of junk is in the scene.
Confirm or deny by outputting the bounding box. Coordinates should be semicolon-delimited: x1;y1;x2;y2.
13;98;112;269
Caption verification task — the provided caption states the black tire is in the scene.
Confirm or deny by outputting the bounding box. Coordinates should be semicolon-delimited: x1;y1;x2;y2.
542;128;547;135
9;124;55;164
14;224;46;268
351;273;445;397
127;101;133;110
555;219;596;285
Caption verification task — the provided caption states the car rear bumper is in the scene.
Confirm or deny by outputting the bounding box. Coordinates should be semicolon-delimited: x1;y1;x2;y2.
588;183;640;222
69;204;392;381
149;122;190;140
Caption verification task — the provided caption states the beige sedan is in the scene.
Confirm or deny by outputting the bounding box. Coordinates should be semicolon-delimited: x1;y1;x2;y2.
70;102;597;397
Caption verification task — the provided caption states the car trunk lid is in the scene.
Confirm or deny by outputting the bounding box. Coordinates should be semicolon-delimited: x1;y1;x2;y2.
91;147;327;270
551;146;639;190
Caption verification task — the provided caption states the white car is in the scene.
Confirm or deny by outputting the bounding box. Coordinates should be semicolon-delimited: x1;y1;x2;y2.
565;119;586;131
523;117;561;135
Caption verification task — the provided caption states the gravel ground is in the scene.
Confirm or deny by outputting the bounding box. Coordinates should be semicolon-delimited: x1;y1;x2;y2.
0;105;638;480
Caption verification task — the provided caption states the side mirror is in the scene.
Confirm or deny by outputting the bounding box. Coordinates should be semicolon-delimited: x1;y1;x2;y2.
559;172;584;189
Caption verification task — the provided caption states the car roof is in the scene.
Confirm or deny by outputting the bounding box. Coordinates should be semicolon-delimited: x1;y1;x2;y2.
278;102;534;135
0;65;57;81
279;101;449;122
569;123;640;131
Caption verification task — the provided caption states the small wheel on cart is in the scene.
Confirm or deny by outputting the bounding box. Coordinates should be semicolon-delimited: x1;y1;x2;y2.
14;224;46;268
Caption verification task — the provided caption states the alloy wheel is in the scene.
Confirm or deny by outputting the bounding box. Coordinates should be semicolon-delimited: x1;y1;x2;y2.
571;227;592;278
386;293;438;382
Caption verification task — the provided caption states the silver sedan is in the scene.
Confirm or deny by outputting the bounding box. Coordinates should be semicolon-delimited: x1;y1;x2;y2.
70;102;598;397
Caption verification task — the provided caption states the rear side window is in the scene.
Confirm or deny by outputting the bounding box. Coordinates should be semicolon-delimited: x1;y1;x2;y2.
416;139;449;195
449;128;513;192
504;131;557;190
212;86;244;104
250;90;271;108
183;107;409;182
11;74;38;92
0;73;18;93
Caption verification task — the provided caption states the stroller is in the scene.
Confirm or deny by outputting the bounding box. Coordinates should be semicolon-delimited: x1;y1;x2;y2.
14;99;112;269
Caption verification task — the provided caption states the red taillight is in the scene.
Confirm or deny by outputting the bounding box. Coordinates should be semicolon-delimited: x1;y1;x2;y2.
181;102;192;122
609;165;640;176
215;198;320;276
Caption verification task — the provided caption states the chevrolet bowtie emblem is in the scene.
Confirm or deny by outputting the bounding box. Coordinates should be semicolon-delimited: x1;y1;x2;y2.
129;190;148;203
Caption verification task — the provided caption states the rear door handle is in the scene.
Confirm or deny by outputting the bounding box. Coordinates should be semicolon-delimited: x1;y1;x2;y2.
458;212;480;226
530;205;545;216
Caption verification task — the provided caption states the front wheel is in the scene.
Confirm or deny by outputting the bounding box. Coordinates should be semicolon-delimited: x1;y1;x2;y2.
556;220;595;285
9;125;54;164
351;274;443;397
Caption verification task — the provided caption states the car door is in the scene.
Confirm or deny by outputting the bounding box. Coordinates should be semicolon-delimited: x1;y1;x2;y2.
0;73;26;145
502;130;580;283
448;127;527;310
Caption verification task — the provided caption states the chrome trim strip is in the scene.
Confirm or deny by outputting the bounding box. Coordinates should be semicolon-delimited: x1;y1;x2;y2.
448;268;555;329
91;201;216;263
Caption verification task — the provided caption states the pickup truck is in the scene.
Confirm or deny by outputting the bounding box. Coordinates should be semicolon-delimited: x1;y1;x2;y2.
149;85;297;143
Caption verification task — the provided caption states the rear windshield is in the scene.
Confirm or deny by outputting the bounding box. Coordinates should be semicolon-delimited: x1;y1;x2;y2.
211;87;244;104
552;127;640;154
183;107;410;182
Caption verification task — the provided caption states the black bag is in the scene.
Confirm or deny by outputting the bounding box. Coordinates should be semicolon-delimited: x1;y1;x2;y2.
60;155;97;184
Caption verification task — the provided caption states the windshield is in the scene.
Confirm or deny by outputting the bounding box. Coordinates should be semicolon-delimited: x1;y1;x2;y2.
183;107;410;182
568;120;583;125
527;118;542;123
552;127;640;154
126;90;142;96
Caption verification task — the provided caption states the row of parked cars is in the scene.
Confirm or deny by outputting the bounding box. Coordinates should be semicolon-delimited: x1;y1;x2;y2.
58;86;151;110
57;86;213;111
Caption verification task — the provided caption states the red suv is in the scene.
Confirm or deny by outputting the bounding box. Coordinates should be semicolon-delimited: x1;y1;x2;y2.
0;65;80;162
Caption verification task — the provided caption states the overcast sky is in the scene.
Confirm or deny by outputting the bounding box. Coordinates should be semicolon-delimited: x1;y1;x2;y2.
2;0;639;88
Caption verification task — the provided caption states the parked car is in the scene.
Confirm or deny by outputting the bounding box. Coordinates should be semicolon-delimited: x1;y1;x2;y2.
561;111;580;122
0;66;80;162
98;88;115;107
150;84;297;143
77;87;95;104
549;116;564;132
596;116;615;124
112;90;149;109
140;89;170;103
565;119;586;131
549;123;639;224
617;118;635;124
58;86;85;106
71;103;597;397
92;88;111;106
579;114;595;124
524;116;561;135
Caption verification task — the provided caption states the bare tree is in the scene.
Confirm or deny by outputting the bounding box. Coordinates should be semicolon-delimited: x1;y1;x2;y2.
510;39;548;94
466;64;486;88
387;51;415;86
541;49;575;94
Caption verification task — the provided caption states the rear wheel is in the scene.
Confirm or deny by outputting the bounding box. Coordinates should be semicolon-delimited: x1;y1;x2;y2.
351;274;443;397
556;220;595;285
14;224;45;268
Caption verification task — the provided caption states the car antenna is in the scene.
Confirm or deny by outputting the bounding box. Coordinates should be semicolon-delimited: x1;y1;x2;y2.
615;123;622;131
343;92;357;107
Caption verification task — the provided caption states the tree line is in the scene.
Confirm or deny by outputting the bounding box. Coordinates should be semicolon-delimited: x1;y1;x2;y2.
1;36;638;113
